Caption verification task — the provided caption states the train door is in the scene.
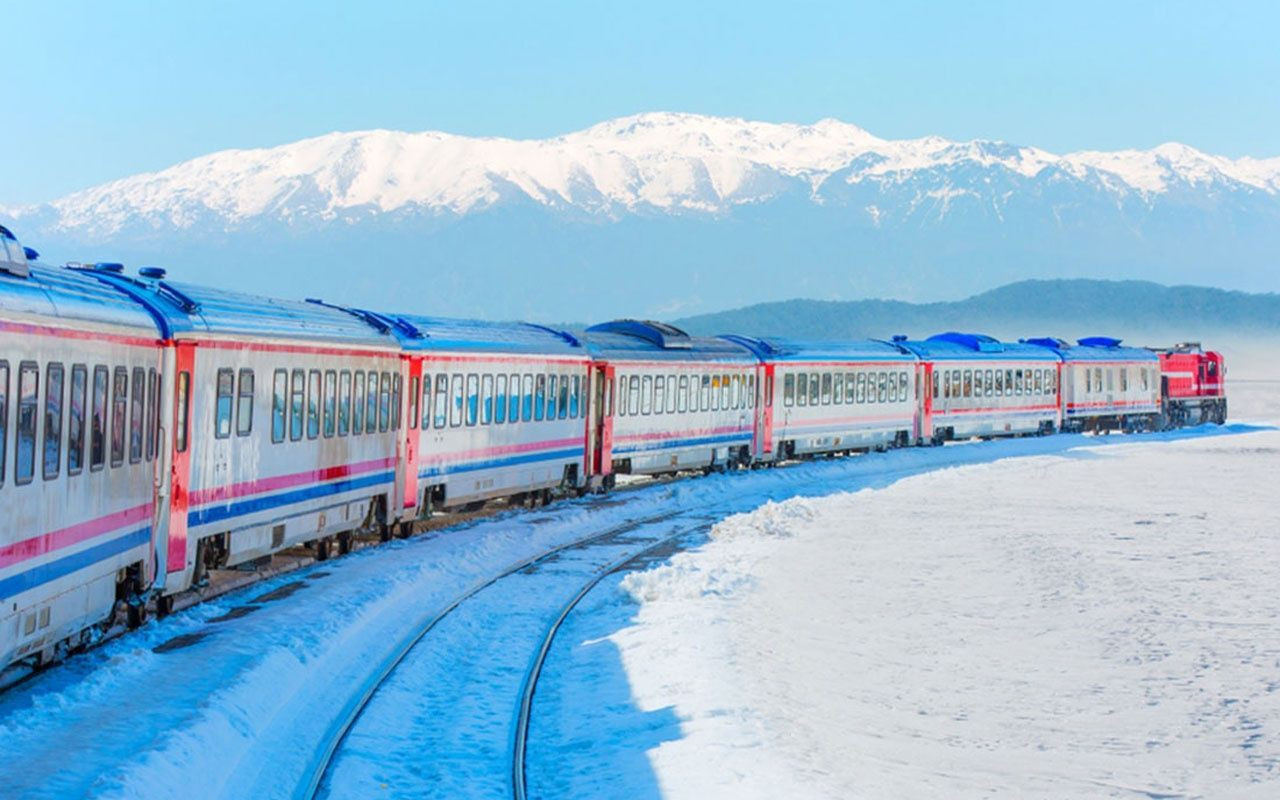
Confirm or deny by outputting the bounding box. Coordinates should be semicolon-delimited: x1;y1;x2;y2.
399;355;422;515
586;362;614;485
756;363;774;456
919;362;934;441
163;341;195;583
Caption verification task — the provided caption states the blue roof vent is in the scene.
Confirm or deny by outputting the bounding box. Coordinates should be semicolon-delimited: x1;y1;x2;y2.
94;262;125;273
1021;337;1067;349
523;323;581;348
586;319;693;349
891;334;908;342
22;247;39;261
139;266;167;279
0;226;30;278
1077;336;1123;348
0;225;15;240
927;331;1004;352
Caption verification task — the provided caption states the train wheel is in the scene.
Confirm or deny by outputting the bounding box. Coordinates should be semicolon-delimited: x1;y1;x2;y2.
337;531;353;555
155;594;174;619
377;524;393;543
126;600;148;630
397;521;414;538
315;538;332;562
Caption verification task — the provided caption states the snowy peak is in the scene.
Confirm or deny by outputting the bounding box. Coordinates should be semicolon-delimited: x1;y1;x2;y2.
11;112;1280;237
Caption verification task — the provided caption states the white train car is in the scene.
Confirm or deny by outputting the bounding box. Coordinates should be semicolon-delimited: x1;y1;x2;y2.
1023;337;1161;432
580;321;757;478
88;269;405;600
1;238;163;668
387;315;591;511
901;333;1062;442
723;336;918;459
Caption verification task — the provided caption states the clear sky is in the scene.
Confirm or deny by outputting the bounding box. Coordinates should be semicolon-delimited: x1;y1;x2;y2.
4;0;1278;205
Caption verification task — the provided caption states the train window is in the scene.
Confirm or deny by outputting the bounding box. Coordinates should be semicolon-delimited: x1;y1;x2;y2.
901;371;911;401
307;370;321;439
273;369;288;443
465;374;479;426
15;362;37;484
67;365;86;476
43;363;64;480
982;370;992;397
1014;369;1025;396
148;370;160;460
529;374;543;421
1048;370;1057;394
323;371;336;437
436;375;451;429
676;375;689;412
820;373;832;405
408;376;419;430
481;374;494;424
832;373;843;405
522;374;534;422
665;375;676;414
391;374;401;431
616;375;627;416
546;374;558;420
447;374;462;427
653;376;665;415
888;371;900;403
806;373;818;406
572;375;583;418
729;375;739;409
367;372;381;434
875;372;885;403
1140;368;1149;392
510;373;522;422
1093;368;1102;395
0;361;6;485
783;374;795;407
960;370;971;399
621;375;634;417
1084;367;1092;394
1034;370;1044;394
175;371;191;454
852;372;864;404
840;373;851;404
719;374;730;409
129;368;145;463
494;375;508;424
1106;369;1114;393
379;372;392;433
940;371;950;400
418;374;431;429
640;376;652;415
110;367;128;466
1119;368;1128;393
994;369;1004;396
559;374;569;419
215;368;234;439
795;373;807;407
709;375;720;411
90;366;108;468
289;369;305;441
352;370;366;435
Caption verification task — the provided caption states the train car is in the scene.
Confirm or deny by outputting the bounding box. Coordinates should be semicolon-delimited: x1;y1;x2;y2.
1023;337;1160;432
384;314;591;511
900;333;1062;443
721;336;918;459
1153;342;1227;426
579;321;757;481
84;267;405;599
1;237;163;668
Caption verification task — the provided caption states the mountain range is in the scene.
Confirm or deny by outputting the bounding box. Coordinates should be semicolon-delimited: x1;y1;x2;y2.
3;112;1278;321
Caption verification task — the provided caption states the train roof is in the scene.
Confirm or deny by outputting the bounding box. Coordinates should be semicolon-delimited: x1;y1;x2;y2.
579;320;756;363
1020;336;1159;363
382;313;587;357
0;261;163;334
69;264;397;346
897;332;1060;362
720;335;915;363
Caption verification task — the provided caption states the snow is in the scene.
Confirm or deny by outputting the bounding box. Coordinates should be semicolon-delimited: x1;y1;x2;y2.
13;113;1279;235
530;383;1280;798
0;378;1269;799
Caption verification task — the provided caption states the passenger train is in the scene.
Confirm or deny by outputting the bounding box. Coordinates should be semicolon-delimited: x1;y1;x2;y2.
0;224;1228;672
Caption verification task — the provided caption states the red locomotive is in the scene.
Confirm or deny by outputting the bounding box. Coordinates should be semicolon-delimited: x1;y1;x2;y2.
1154;343;1227;426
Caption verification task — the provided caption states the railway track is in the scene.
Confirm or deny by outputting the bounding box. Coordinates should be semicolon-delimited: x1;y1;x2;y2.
297;506;716;800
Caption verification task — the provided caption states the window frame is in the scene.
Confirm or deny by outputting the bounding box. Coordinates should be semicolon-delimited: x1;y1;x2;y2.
15;361;38;485
272;369;288;443
215;367;235;440
43;362;64;480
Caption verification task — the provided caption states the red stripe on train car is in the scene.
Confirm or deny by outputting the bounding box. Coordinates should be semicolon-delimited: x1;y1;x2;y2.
0;503;152;570
188;456;399;507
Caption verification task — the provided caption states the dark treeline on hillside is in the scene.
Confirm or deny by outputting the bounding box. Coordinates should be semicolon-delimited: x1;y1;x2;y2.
672;279;1280;341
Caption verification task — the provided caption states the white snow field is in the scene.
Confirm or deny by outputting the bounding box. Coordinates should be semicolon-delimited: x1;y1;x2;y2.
530;386;1279;799
0;385;1268;799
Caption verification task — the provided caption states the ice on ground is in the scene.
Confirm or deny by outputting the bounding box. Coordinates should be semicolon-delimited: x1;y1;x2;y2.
603;430;1280;799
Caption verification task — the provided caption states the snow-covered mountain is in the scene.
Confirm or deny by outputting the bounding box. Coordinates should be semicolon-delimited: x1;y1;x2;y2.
5;112;1279;321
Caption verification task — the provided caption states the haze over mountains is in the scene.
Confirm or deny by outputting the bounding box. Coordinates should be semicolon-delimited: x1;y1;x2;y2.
3;112;1278;322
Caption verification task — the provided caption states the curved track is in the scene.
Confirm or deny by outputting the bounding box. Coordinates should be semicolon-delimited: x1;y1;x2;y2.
297;507;710;800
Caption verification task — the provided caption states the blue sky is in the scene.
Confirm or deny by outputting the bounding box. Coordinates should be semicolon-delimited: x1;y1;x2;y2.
4;0;1278;204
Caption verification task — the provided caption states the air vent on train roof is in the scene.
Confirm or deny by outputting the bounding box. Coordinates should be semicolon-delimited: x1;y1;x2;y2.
586;319;693;349
0;225;31;278
927;331;1005;352
1077;336;1123;348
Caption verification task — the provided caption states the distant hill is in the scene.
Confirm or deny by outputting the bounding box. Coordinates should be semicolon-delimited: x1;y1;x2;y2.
672;279;1280;341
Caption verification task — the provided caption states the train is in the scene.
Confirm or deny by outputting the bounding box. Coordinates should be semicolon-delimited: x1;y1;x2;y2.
0;223;1228;672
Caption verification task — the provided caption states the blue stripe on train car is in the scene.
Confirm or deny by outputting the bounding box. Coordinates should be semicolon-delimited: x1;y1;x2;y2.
188;471;396;527
0;527;152;601
612;432;750;455
418;447;583;479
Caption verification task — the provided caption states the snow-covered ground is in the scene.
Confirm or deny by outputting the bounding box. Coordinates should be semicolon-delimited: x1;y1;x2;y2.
530;380;1279;798
0;380;1269;799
